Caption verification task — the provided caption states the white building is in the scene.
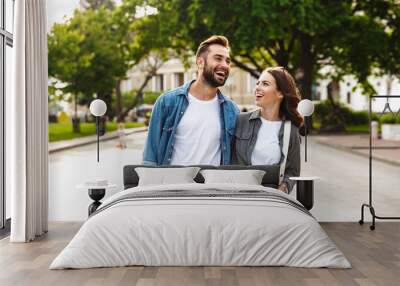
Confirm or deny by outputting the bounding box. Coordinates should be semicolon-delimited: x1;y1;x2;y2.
122;57;261;108
315;66;400;112
122;58;400;113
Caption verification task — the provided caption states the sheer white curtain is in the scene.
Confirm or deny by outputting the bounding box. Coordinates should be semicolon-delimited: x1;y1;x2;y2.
9;0;48;242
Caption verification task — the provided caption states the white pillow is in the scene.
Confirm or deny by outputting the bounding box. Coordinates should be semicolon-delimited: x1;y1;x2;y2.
135;167;200;186
200;169;266;185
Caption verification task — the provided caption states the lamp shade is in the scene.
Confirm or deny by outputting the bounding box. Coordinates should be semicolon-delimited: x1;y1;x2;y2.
298;99;314;117
89;99;107;117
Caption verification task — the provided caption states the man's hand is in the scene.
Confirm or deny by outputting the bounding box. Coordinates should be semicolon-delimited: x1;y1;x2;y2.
278;183;289;194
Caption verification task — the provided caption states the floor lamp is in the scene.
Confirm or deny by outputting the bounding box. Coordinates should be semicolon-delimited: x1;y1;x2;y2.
292;99;316;211
89;99;107;162
298;99;315;162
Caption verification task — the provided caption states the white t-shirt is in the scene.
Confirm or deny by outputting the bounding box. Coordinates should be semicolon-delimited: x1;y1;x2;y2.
170;93;221;165
251;118;282;165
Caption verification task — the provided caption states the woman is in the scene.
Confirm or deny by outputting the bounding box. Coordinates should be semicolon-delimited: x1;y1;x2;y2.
233;67;303;194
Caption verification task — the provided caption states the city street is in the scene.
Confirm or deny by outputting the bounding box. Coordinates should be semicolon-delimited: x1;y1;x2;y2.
49;132;400;222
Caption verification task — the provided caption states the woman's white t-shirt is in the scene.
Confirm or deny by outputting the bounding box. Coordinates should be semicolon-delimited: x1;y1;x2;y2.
251;118;282;165
170;93;221;165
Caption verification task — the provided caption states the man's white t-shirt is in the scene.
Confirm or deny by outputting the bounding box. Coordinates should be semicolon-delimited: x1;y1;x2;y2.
170;93;221;165
251;118;282;165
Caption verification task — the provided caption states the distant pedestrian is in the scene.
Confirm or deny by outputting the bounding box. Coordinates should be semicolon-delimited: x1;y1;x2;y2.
116;122;127;149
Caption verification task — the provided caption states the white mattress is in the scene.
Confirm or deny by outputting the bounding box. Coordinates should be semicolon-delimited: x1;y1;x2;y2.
50;183;350;269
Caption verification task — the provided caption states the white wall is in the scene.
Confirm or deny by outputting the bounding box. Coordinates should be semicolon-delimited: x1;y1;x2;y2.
316;74;400;112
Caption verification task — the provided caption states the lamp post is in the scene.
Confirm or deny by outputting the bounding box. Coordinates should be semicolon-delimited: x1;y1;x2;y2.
291;99;317;211
297;99;314;162
89;99;107;162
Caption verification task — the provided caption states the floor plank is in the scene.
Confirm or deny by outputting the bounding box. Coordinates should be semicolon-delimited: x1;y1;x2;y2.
0;222;399;286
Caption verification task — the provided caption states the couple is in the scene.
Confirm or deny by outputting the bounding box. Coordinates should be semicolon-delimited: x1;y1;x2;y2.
143;35;302;194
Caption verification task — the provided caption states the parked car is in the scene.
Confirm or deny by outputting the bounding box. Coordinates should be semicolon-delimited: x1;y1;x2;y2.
136;104;153;126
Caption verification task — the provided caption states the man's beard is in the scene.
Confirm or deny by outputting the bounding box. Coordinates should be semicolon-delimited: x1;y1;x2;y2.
202;60;229;88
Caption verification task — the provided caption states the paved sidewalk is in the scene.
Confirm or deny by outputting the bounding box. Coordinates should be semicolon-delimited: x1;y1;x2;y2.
313;134;400;166
49;126;148;153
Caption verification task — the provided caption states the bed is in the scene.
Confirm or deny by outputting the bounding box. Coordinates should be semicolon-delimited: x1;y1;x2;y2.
50;165;350;269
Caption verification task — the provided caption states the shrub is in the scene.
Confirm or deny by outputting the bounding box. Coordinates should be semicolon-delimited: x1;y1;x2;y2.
344;110;369;125
143;91;162;104
57;111;70;124
314;100;376;129
116;90;161;109
313;100;344;129
379;113;400;124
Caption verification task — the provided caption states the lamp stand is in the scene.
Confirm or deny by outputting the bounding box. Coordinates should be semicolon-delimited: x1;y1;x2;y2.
96;116;99;162
305;116;308;162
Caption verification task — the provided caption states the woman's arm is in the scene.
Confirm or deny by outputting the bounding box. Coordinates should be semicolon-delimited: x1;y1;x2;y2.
231;138;239;165
281;125;301;193
278;182;289;193
231;112;251;165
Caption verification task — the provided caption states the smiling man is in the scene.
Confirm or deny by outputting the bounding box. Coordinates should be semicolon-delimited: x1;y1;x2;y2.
143;35;240;166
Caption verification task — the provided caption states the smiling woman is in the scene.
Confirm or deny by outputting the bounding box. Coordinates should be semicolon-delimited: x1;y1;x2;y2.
233;67;303;194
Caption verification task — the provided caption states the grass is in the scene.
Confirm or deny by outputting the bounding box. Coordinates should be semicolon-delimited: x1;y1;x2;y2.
345;124;370;133
49;122;145;142
312;122;321;130
312;122;370;134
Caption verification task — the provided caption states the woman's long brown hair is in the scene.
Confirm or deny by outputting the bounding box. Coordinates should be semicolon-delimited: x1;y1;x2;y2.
264;67;304;127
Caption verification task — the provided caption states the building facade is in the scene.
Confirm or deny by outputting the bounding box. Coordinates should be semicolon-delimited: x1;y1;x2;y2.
121;58;400;112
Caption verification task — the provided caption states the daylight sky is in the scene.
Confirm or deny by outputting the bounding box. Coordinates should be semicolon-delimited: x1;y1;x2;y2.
46;1;155;32
47;0;80;32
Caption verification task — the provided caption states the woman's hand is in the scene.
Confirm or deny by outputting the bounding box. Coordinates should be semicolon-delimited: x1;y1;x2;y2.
278;183;289;194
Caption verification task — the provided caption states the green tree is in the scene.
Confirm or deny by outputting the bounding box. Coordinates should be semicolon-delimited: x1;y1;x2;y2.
81;0;115;10
48;19;92;132
146;0;397;130
375;1;400;79
111;0;175;121
48;7;129;131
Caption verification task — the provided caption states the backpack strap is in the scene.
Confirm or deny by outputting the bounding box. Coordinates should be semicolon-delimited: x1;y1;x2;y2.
279;121;291;185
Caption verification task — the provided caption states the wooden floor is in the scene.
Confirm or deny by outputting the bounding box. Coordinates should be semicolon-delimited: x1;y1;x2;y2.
0;222;399;286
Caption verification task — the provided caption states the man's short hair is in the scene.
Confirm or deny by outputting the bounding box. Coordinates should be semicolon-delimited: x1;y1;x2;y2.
195;35;230;58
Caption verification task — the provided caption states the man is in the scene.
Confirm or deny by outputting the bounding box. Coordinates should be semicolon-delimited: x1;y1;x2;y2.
143;35;240;165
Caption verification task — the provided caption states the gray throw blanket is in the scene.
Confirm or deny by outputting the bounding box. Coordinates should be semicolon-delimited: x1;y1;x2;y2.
91;188;312;218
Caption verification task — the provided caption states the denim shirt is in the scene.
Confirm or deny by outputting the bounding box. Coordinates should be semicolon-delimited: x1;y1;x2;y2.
143;80;240;165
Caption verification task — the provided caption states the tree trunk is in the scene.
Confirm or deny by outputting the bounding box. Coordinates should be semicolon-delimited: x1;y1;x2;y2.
72;94;80;133
99;92;114;121
326;87;346;132
298;33;314;130
115;80;124;122
119;73;154;120
298;33;313;100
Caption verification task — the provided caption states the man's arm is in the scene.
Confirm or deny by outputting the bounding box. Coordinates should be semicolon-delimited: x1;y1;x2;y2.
232;101;240;114
226;102;240;165
142;96;166;165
